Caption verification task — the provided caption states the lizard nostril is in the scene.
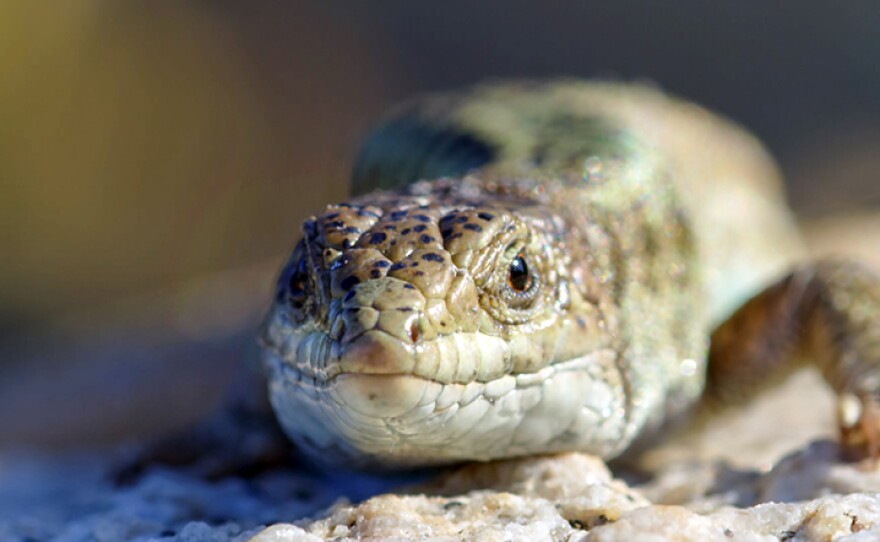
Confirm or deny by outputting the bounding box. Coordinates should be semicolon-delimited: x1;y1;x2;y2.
409;321;420;343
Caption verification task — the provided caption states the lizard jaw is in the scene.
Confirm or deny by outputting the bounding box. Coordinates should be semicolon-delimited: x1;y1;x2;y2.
261;326;629;467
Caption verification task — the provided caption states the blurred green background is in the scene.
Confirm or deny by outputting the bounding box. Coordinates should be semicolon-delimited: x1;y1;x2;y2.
2;2;879;449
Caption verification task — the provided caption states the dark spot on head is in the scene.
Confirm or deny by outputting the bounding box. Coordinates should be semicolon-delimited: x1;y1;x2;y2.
413;224;427;232
345;306;360;313
463;223;483;232
414;214;431;222
419;235;436;244
338;203;353;208
396;307;413;312
343;290;356;302
390;262;407;271
326;220;345;229
369;232;387;245
370;269;382;278
403;284;416;290
455;216;468;224
342;239;354;249
390;210;407;220
373;260;390;268
447;232;463;240
422;253;444;263
415;270;425;276
401;228;411;235
477;212;495;221
343;226;361;234
383;224;397;231
325;212;340;220
410;262;419;267
441;228;454;238
357;208;380;218
340;276;360;291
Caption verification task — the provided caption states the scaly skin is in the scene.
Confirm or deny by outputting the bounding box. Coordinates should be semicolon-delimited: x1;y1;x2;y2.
260;81;880;468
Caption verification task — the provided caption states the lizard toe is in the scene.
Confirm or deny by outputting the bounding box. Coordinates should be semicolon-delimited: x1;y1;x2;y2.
838;392;880;464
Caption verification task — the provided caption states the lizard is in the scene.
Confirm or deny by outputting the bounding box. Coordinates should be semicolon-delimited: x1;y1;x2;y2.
257;79;880;471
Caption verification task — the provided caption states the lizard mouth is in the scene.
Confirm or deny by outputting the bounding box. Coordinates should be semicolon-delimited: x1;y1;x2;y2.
261;324;626;467
264;321;519;386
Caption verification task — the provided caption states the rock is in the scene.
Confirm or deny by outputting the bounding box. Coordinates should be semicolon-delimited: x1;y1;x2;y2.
3;442;880;542
243;369;880;541
251;447;880;542
583;494;880;542
290;454;646;541
5;370;880;541
251;524;324;542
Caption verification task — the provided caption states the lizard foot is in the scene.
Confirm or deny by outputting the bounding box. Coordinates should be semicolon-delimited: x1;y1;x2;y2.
838;392;880;465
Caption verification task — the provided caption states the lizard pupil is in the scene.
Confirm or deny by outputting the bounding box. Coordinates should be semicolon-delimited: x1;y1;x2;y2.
508;254;532;292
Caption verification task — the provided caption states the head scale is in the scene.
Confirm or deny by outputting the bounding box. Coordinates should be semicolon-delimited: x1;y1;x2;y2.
260;176;622;467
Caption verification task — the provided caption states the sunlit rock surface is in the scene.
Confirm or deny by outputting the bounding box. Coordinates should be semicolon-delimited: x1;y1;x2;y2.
252;444;880;542
5;370;880;541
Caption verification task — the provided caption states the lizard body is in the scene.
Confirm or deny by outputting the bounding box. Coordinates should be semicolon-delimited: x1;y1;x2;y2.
260;81;880;468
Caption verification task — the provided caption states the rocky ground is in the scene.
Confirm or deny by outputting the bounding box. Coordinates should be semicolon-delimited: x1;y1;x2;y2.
256;448;880;542
250;371;880;542
5;370;880;541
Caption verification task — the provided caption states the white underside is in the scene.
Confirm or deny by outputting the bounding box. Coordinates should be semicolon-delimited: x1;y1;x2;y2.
264;347;629;467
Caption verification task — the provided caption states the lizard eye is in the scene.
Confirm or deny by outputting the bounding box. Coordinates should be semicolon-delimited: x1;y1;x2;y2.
507;253;533;292
482;242;545;323
502;250;539;308
288;257;309;308
280;242;310;312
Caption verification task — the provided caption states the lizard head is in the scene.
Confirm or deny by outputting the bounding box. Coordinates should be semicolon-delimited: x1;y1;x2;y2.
260;176;624;468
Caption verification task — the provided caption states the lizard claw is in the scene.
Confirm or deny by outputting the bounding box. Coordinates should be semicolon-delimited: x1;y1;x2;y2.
838;392;880;464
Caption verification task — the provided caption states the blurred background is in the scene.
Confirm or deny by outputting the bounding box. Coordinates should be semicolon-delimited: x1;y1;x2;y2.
2;2;879;451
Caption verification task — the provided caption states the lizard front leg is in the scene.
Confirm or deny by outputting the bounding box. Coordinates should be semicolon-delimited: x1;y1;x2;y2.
705;258;880;459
